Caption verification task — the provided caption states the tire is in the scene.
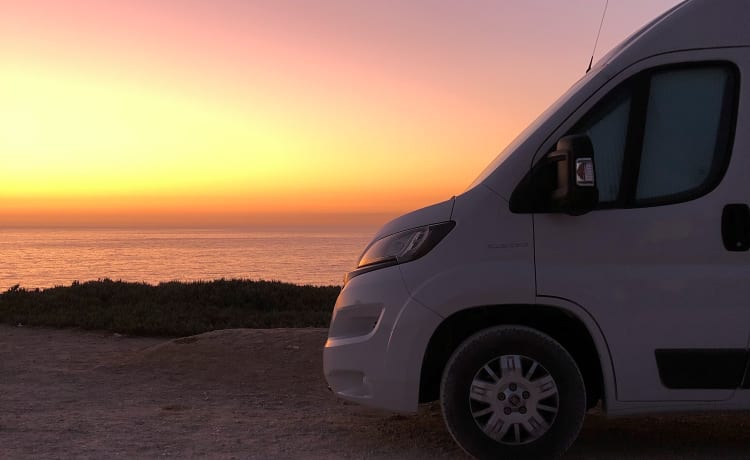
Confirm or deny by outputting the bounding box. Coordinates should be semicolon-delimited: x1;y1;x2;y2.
440;326;586;460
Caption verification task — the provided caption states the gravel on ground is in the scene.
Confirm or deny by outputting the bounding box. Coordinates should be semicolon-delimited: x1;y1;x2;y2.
1;325;749;459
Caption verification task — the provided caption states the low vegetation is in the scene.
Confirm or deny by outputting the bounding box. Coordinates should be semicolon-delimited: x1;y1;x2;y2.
0;279;340;336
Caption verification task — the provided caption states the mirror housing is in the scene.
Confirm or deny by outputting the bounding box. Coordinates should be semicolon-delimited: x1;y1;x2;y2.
547;134;598;215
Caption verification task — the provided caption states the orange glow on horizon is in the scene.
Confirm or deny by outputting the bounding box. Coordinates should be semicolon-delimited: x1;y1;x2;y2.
1;0;683;227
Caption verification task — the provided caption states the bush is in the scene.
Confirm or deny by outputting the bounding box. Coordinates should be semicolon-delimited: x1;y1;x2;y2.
0;279;340;336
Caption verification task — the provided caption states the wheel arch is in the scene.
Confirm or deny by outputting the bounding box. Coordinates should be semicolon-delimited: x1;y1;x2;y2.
419;303;615;411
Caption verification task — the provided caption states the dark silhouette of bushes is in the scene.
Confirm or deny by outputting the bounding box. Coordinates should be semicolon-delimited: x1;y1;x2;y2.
0;279;340;336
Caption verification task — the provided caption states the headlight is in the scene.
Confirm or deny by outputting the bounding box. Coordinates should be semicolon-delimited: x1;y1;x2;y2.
357;221;456;269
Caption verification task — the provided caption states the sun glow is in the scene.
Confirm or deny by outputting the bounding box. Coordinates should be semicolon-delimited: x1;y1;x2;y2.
0;55;494;225
0;0;683;227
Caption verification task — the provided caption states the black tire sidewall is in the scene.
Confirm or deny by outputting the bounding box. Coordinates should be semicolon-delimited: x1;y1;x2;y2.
440;326;586;460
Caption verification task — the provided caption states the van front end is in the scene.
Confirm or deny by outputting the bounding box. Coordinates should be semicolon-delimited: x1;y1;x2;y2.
322;2;750;458
323;263;443;412
323;198;458;412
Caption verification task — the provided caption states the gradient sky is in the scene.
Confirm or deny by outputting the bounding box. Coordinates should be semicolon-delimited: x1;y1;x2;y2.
1;0;683;227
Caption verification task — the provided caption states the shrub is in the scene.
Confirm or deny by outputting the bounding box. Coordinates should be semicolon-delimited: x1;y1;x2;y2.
0;279;340;336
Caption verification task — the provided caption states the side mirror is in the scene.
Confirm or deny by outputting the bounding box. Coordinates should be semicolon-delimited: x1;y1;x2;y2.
546;134;598;215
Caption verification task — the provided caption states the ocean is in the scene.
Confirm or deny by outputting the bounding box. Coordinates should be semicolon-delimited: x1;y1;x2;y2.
0;227;376;291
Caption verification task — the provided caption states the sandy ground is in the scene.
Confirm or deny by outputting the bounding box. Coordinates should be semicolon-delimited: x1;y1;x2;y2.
2;325;750;459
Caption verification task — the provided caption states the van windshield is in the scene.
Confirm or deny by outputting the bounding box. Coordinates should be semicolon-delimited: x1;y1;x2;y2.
468;71;595;188
469;1;685;190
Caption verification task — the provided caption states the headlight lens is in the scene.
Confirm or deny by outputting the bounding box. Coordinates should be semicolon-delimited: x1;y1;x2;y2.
357;221;456;269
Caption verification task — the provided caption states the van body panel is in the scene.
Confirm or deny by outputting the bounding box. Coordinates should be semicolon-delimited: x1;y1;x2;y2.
535;204;749;402
532;46;750;402
600;0;750;73
370;198;454;243
399;184;535;315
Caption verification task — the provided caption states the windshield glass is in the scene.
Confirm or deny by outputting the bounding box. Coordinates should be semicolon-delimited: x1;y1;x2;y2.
468;71;596;189
467;0;687;190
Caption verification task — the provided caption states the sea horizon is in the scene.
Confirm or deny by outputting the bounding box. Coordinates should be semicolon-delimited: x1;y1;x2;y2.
0;221;384;232
1;226;378;291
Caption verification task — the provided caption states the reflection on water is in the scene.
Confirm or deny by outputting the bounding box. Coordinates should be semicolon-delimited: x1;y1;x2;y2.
0;227;375;290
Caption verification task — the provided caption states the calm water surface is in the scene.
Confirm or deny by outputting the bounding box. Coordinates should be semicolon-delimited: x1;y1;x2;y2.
0;228;376;291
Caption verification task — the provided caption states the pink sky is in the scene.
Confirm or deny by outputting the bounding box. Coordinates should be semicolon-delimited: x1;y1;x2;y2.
1;0;683;226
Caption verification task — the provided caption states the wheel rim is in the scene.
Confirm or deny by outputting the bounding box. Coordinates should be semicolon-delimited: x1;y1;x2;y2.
468;354;559;445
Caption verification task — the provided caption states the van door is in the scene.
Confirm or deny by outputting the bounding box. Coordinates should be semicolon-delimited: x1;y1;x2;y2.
531;51;750;402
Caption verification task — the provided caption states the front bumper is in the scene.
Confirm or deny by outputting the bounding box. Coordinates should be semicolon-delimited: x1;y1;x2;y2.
323;265;443;413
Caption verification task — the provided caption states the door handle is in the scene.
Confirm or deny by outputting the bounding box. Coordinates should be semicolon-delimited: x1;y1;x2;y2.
722;204;750;251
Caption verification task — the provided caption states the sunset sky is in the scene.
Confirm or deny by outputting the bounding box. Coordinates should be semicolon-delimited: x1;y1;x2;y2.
1;0;683;227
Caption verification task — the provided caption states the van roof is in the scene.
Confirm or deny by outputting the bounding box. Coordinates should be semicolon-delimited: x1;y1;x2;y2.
596;0;750;71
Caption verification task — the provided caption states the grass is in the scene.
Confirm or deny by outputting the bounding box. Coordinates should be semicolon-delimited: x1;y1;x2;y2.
0;278;340;337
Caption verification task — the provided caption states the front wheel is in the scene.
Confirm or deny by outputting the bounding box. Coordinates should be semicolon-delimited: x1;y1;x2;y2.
440;326;586;460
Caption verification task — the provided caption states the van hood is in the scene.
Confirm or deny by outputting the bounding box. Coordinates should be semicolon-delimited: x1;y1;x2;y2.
372;197;455;241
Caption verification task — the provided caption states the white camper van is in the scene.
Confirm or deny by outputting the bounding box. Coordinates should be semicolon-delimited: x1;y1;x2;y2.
323;0;750;458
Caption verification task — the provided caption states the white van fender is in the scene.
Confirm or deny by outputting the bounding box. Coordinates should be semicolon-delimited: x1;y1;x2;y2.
400;184;537;313
533;295;618;410
415;297;618;412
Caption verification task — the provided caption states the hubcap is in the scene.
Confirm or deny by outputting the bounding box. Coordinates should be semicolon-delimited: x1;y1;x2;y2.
468;354;559;445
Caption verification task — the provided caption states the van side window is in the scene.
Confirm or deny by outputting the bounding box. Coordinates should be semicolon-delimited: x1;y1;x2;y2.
636;68;730;201
570;63;737;208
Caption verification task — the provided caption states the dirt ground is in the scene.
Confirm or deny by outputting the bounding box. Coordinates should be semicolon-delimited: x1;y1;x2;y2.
2;325;749;459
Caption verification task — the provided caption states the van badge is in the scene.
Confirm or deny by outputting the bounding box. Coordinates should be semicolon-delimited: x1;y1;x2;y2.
488;242;529;249
575;158;595;186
